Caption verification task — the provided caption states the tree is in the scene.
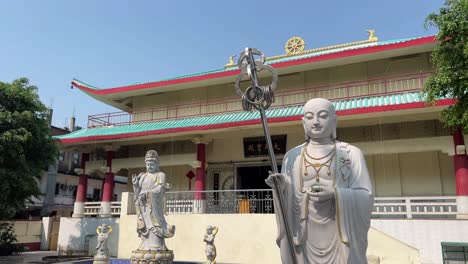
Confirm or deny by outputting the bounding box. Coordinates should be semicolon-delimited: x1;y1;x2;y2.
424;0;468;131
0;78;58;219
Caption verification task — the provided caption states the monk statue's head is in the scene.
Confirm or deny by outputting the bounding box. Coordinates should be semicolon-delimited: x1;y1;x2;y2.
145;150;160;173
302;98;337;142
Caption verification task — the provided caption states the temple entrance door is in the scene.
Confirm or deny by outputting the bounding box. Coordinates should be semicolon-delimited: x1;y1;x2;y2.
237;165;275;190
237;164;281;214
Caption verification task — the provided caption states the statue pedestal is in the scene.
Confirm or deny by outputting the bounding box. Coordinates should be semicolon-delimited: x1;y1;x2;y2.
93;256;110;264
131;249;174;264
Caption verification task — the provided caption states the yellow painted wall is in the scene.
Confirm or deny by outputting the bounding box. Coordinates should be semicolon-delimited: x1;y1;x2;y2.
439;152;456;195
206;125;304;163
0;221;42;244
117;214;419;263
160;164;193;192
131;53;433;113
365;151;455;196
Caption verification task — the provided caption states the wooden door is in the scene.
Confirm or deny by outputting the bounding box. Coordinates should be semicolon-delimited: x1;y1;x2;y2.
49;218;60;251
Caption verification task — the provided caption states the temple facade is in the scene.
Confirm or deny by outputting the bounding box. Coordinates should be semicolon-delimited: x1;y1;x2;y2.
54;32;468;263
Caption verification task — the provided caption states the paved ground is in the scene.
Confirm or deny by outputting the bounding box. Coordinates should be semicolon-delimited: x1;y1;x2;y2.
0;251;57;264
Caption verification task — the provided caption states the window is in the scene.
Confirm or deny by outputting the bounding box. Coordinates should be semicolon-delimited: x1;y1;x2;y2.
72;153;80;166
59;151;65;161
93;188;101;201
442;242;468;263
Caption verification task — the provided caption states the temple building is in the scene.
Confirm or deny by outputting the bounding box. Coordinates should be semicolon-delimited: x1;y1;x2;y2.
54;32;468;263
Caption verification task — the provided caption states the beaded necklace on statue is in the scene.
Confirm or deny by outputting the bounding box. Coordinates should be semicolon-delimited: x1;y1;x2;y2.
299;141;336;193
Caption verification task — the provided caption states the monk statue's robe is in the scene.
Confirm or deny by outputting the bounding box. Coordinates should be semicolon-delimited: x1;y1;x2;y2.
275;141;373;264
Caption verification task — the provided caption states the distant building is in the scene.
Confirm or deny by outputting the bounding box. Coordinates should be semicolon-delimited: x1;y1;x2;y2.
26;117;127;219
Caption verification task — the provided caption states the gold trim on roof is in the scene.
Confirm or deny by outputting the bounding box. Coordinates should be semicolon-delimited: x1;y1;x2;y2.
224;30;378;68
285;36;306;55
224;55;236;67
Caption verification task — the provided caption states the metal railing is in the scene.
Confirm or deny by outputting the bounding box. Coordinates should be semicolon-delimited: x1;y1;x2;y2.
87;72;431;128
82;191;458;219
163;190;457;219
165;189;274;214
83;201;121;216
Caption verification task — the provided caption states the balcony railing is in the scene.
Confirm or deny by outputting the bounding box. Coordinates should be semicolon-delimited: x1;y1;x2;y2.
88;72;431;128
80;190;460;219
83;201;121;216
161;190;458;219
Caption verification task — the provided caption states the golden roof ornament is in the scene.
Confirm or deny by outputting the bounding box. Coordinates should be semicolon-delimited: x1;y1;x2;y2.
366;29;378;41
224;55;236;68
224;30;379;68
285;36;305;55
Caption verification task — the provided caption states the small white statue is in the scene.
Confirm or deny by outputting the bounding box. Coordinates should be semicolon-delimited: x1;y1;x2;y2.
266;98;374;263
204;225;218;264
94;224;112;264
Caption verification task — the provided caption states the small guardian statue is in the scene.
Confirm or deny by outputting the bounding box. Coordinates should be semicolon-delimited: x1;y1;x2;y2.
204;226;218;264
130;150;176;264
266;98;374;263
93;224;112;264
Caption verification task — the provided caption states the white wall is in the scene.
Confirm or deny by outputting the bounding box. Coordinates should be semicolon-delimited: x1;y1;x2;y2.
57;217;119;257
372;219;468;264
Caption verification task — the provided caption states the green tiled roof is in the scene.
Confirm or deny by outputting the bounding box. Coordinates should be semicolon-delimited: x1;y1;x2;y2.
73;36;430;91
55;92;423;141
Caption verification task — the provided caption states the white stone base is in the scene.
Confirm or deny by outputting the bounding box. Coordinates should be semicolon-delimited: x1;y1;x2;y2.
99;202;111;217
457;196;468;219
72;202;84;218
130;249;174;264
93;256;110;264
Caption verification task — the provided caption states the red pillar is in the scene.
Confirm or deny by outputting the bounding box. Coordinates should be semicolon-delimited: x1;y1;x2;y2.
453;128;468;196
102;151;115;202
75;153;90;203
194;143;206;199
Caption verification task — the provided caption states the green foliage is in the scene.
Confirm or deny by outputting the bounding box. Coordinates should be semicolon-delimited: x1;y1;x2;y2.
0;78;58;219
0;223;19;255
424;0;468;130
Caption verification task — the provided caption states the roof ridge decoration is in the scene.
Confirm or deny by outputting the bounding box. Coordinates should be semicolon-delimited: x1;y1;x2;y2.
224;30;379;68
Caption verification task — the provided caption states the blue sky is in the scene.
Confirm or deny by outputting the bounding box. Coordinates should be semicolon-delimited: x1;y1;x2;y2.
0;0;445;128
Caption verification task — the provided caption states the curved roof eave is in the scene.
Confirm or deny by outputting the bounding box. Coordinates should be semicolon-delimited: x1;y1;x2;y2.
71;36;436;110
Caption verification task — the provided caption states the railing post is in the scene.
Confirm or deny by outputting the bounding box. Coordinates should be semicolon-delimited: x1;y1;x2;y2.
418;71;423;89
405;198;413;219
120;192;132;216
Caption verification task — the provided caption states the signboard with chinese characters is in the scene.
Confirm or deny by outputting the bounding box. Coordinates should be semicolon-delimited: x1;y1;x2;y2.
243;135;287;158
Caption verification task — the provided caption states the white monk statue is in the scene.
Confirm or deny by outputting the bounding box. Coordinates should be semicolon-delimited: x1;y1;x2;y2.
132;150;175;251
266;98;374;264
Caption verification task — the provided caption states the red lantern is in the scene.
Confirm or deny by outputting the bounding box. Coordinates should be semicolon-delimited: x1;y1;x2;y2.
185;171;195;190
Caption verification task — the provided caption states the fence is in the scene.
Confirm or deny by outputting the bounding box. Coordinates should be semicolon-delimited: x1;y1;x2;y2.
165;189;274;214
83;202;121;216
83;190;459;219
88;72;431;128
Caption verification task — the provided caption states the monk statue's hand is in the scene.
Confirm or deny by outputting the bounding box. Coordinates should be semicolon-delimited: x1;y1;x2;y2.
309;185;335;203
265;171;286;191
